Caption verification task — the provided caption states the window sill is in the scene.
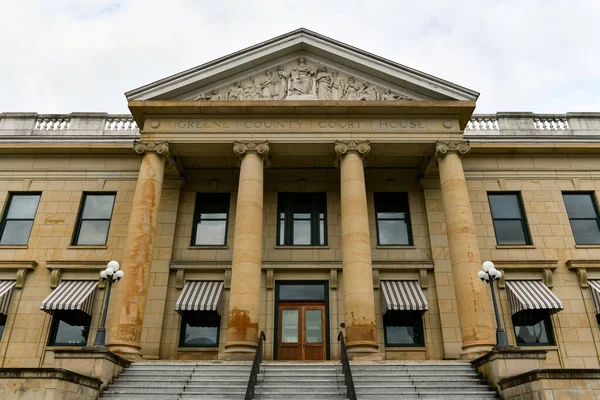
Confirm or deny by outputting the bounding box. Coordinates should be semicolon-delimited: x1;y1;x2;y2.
496;245;536;249
188;246;228;250
385;346;426;352
376;245;416;249
574;245;600;248
274;246;330;250
46;345;88;350
177;347;219;352
0;245;28;249
67;245;108;250
514;345;558;350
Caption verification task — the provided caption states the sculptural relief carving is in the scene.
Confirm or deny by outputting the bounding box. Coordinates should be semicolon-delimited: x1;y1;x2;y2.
184;56;414;102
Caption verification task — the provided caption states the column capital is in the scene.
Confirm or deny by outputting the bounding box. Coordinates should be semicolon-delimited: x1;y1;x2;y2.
431;141;470;166
334;140;371;167
133;140;175;168
233;141;270;167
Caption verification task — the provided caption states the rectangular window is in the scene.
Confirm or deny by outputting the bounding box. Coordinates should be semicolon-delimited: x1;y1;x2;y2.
277;193;327;246
383;310;424;347
512;310;554;346
48;311;91;346
563;192;600;245
488;193;531;245
0;193;41;246
191;193;230;246
374;192;413;246
73;193;116;246
179;311;220;347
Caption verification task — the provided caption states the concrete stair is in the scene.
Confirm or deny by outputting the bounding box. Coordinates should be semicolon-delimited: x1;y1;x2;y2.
350;361;499;399
100;360;497;400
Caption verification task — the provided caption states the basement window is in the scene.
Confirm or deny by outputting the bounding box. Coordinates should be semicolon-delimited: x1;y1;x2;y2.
383;310;424;347
179;311;220;347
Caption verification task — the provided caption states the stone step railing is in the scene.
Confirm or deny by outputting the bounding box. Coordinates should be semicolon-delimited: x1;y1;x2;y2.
0;112;598;137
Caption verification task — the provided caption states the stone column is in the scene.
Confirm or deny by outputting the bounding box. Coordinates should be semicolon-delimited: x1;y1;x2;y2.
335;140;380;359
222;141;269;360
108;141;173;359
434;141;494;359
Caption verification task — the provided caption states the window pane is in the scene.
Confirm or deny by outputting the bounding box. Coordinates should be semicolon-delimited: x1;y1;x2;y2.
195;220;227;245
293;220;311;245
82;195;115;219
293;213;311;219
200;213;227;220
182;323;219;346
279;284;325;301
305;310;323;343
514;320;551;345
494;220;528;245
281;310;299;343
564;193;598;219
377;212;407;220
571;220;600;245
6;195;40;219
52;319;89;346
319;220;325;246
76;220;110;245
378;220;409;245
279;219;285;245
489;194;522;218
384;311;423;346
0;220;34;245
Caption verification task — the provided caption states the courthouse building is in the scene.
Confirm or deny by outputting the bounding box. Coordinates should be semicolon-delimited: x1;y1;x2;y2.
0;29;600;390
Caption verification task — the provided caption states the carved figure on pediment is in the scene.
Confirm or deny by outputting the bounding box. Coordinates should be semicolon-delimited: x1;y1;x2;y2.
330;71;344;100
315;66;332;100
288;57;316;96
272;65;288;100
382;88;410;101
343;77;360;100
242;77;260;100
359;82;379;100
260;71;274;99
192;89;222;101
226;81;244;101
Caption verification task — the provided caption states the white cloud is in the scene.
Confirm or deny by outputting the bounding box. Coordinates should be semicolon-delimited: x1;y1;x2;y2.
0;0;598;113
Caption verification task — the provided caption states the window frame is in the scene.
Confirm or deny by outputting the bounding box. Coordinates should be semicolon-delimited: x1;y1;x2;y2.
383;310;425;347
374;192;414;246
190;193;231;247
488;192;532;246
178;311;221;348
562;191;600;245
0;192;41;246
277;192;328;246
511;310;555;347
72;192;116;246
0;314;6;341
47;311;91;347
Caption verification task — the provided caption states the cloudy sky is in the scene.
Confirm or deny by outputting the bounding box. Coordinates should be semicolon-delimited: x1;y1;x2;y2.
1;0;598;114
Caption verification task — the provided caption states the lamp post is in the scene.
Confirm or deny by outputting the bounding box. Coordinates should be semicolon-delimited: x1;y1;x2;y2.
478;260;509;347
93;260;124;346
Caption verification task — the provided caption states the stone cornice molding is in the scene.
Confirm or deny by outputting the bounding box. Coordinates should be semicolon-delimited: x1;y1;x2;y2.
333;140;371;167
133;140;175;168
232;140;271;167
431;141;470;166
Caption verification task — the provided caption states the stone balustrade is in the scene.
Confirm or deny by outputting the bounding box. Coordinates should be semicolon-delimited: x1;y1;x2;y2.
0;112;599;139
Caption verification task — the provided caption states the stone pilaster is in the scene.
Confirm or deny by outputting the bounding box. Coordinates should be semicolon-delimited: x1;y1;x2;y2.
434;141;494;359
108;141;171;359
335;140;380;359
222;141;269;360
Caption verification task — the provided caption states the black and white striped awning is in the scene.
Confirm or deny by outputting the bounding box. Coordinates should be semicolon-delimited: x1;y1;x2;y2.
40;280;99;316
588;280;600;315
176;281;224;314
0;281;16;316
505;280;563;316
380;280;428;314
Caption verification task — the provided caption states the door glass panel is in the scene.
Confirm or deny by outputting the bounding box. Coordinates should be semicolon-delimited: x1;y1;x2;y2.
281;310;299;343
305;309;322;343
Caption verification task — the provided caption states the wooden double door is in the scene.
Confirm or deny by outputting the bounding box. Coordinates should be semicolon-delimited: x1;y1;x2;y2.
277;302;326;360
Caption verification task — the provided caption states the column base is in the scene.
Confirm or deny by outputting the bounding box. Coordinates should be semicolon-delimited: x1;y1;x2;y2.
107;344;142;361
220;341;257;361
346;341;384;361
460;343;495;361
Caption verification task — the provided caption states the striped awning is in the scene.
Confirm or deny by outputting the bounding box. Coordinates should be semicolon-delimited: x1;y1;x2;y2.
588;280;600;315
380;280;428;314
176;281;224;314
40;280;99;316
0;281;16;316
505;280;563;316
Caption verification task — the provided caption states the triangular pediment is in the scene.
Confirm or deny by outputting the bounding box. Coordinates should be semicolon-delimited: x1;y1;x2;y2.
126;28;478;102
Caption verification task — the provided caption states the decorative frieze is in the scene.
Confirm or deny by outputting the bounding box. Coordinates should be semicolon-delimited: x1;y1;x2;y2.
132;140;175;168
333;140;371;167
